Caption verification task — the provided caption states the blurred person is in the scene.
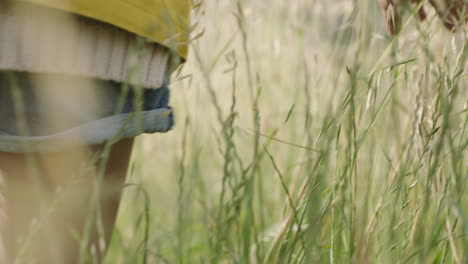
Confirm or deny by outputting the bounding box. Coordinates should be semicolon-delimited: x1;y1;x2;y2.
0;0;190;263
377;0;468;35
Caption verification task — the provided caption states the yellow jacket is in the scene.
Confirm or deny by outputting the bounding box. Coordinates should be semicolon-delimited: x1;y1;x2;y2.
19;0;191;59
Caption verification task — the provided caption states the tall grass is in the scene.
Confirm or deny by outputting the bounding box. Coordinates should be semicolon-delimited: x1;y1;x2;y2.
108;0;467;263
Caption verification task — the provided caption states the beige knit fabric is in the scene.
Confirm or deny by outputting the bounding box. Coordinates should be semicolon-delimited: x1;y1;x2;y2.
0;2;169;89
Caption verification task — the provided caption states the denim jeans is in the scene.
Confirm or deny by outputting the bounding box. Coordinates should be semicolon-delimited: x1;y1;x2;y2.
0;71;174;152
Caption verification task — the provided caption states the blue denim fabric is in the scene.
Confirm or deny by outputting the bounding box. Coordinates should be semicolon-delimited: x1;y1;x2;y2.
0;71;174;152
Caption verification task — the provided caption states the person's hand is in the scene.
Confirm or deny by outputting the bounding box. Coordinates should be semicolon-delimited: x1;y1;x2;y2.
378;0;468;35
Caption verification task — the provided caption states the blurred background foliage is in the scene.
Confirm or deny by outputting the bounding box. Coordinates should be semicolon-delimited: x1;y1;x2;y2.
109;0;467;263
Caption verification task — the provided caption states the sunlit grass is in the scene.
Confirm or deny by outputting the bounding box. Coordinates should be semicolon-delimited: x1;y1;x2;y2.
109;0;467;263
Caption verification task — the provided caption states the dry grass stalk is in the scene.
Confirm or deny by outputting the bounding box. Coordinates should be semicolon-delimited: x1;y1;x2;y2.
377;0;468;35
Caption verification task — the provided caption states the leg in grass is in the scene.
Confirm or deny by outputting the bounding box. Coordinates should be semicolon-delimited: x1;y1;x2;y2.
0;138;133;263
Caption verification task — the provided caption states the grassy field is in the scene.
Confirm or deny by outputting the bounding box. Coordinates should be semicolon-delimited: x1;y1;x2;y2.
108;0;467;263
